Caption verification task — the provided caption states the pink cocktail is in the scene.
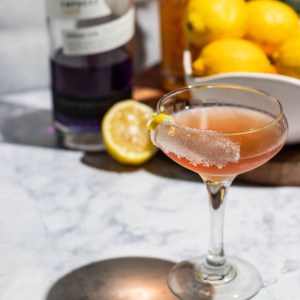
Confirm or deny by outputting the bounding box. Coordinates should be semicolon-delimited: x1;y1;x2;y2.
150;84;288;300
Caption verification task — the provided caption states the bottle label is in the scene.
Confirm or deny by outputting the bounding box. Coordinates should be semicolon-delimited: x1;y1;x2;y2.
61;7;135;55
46;0;112;20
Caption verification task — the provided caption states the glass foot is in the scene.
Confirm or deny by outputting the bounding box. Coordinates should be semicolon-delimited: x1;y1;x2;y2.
168;256;262;300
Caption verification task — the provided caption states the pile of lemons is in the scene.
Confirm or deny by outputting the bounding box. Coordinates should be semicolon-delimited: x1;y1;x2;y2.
185;0;300;78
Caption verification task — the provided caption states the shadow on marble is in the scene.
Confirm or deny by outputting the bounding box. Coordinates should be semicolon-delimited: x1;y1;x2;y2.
0;102;253;186
0;103;59;148
81;151;200;182
81;152;257;188
46;256;179;300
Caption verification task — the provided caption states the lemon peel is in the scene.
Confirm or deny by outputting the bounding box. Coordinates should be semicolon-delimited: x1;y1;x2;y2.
147;113;175;130
102;100;157;165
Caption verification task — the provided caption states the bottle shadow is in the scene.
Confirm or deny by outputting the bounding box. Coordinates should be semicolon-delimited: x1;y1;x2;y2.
0;103;59;149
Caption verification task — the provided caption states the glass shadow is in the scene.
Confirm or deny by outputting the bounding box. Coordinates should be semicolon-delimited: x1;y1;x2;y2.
46;257;195;300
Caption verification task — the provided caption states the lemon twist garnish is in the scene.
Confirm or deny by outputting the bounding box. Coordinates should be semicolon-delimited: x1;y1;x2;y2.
147;113;175;130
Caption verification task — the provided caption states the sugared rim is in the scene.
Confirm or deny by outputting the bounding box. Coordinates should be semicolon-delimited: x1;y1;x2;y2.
157;84;285;136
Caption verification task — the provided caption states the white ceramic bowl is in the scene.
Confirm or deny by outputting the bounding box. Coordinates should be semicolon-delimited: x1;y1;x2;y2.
183;50;300;144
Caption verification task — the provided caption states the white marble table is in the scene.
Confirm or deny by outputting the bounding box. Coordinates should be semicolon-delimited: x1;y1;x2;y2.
0;90;299;300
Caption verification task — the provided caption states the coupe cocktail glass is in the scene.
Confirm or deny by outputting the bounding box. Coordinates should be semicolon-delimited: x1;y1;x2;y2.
149;84;288;300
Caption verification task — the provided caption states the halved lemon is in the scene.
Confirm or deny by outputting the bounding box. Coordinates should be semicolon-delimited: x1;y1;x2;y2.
102;100;157;165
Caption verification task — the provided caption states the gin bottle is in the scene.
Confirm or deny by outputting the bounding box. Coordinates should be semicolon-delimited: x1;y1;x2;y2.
45;0;135;151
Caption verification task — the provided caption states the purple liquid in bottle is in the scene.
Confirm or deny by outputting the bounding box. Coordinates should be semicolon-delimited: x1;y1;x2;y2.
51;45;132;133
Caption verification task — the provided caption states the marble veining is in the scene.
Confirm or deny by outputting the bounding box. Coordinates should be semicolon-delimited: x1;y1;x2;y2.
0;143;299;300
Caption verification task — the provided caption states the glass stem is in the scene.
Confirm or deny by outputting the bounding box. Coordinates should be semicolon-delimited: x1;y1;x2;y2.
196;176;236;282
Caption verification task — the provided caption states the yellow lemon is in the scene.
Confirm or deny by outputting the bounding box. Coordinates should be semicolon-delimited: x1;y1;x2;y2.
193;38;275;76
183;0;247;48
273;37;300;78
292;25;300;38
245;0;299;56
102;100;157;165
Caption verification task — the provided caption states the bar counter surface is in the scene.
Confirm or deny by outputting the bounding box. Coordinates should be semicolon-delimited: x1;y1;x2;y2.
0;88;299;300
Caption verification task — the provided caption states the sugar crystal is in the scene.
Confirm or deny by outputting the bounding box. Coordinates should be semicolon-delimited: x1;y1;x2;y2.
151;120;240;168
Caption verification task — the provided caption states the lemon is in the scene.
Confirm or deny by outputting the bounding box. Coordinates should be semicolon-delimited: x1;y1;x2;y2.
280;0;300;13
193;38;275;76
183;0;247;48
292;25;300;38
245;0;299;56
102;100;157;165
273;37;300;78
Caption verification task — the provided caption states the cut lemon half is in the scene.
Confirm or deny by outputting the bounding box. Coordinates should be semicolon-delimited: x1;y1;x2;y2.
102;100;157;165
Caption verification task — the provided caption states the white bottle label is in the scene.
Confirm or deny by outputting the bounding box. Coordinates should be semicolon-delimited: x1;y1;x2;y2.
62;7;135;55
46;0;112;20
